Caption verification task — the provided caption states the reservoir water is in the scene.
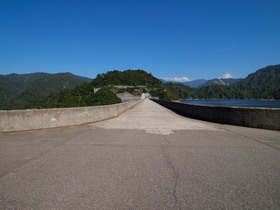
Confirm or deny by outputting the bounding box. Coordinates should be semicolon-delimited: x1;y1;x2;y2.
180;100;280;108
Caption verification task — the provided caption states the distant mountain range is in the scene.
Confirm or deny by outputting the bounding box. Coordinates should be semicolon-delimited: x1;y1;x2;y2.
166;65;280;99
161;78;241;88
200;78;242;87
182;79;207;88
1;65;279;110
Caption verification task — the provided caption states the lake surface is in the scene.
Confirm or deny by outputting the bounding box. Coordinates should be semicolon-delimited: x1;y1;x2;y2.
181;100;280;108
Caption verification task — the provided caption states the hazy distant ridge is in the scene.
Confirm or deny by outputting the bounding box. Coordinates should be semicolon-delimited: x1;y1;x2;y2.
166;65;280;99
200;78;241;87
162;78;241;88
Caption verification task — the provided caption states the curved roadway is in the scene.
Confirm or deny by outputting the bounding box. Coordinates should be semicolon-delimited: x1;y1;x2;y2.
1;99;280;209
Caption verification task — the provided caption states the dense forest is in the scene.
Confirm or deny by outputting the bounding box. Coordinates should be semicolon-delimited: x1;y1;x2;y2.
0;73;91;110
0;72;49;108
28;85;122;109
92;70;175;100
92;70;165;88
167;65;280;99
26;70;176;109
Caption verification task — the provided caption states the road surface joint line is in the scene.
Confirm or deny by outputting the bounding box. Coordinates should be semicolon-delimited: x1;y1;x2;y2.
221;128;280;151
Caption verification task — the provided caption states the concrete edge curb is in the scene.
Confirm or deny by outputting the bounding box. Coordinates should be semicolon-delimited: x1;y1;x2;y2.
0;99;144;133
151;99;280;131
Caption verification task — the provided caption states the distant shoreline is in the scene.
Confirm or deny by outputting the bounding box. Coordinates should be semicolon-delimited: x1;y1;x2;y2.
179;98;280;101
179;99;280;108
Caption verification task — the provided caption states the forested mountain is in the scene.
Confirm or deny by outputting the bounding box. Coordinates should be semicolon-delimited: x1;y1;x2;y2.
1;73;91;110
0;73;49;108
92;70;175;101
28;85;122;109
233;65;280;99
166;65;280;99
93;70;163;88
26;70;176;109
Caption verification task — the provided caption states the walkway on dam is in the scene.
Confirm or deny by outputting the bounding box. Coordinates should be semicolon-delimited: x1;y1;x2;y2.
0;99;280;209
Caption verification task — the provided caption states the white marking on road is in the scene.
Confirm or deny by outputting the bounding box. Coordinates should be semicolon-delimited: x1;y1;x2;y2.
145;128;174;135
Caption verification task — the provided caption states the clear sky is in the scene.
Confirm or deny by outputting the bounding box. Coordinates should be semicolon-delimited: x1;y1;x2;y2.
0;0;279;81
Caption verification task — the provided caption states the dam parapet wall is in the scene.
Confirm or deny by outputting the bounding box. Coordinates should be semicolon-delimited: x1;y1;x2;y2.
151;99;280;131
0;100;142;132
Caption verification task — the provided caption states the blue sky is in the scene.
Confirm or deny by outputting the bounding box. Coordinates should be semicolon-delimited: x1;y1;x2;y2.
0;0;279;80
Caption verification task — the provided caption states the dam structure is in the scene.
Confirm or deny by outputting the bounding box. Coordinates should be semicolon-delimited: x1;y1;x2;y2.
0;99;280;209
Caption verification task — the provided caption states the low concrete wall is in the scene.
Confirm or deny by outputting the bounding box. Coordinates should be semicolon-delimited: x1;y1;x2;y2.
0;100;143;132
151;99;280;131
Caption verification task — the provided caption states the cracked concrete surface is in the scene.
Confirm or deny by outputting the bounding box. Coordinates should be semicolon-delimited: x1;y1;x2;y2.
0;99;280;209
161;144;180;207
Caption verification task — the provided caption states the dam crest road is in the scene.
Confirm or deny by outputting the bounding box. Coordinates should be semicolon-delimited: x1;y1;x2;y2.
0;99;280;209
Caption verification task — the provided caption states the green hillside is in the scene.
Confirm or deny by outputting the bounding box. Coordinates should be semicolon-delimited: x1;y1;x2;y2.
93;70;175;100
0;72;49;108
28;85;122;109
2;73;91;110
27;70;176;109
92;70;163;88
234;65;280;99
92;70;175;100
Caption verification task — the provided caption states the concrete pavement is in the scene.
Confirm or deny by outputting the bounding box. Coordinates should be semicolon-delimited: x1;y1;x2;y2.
0;99;280;209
